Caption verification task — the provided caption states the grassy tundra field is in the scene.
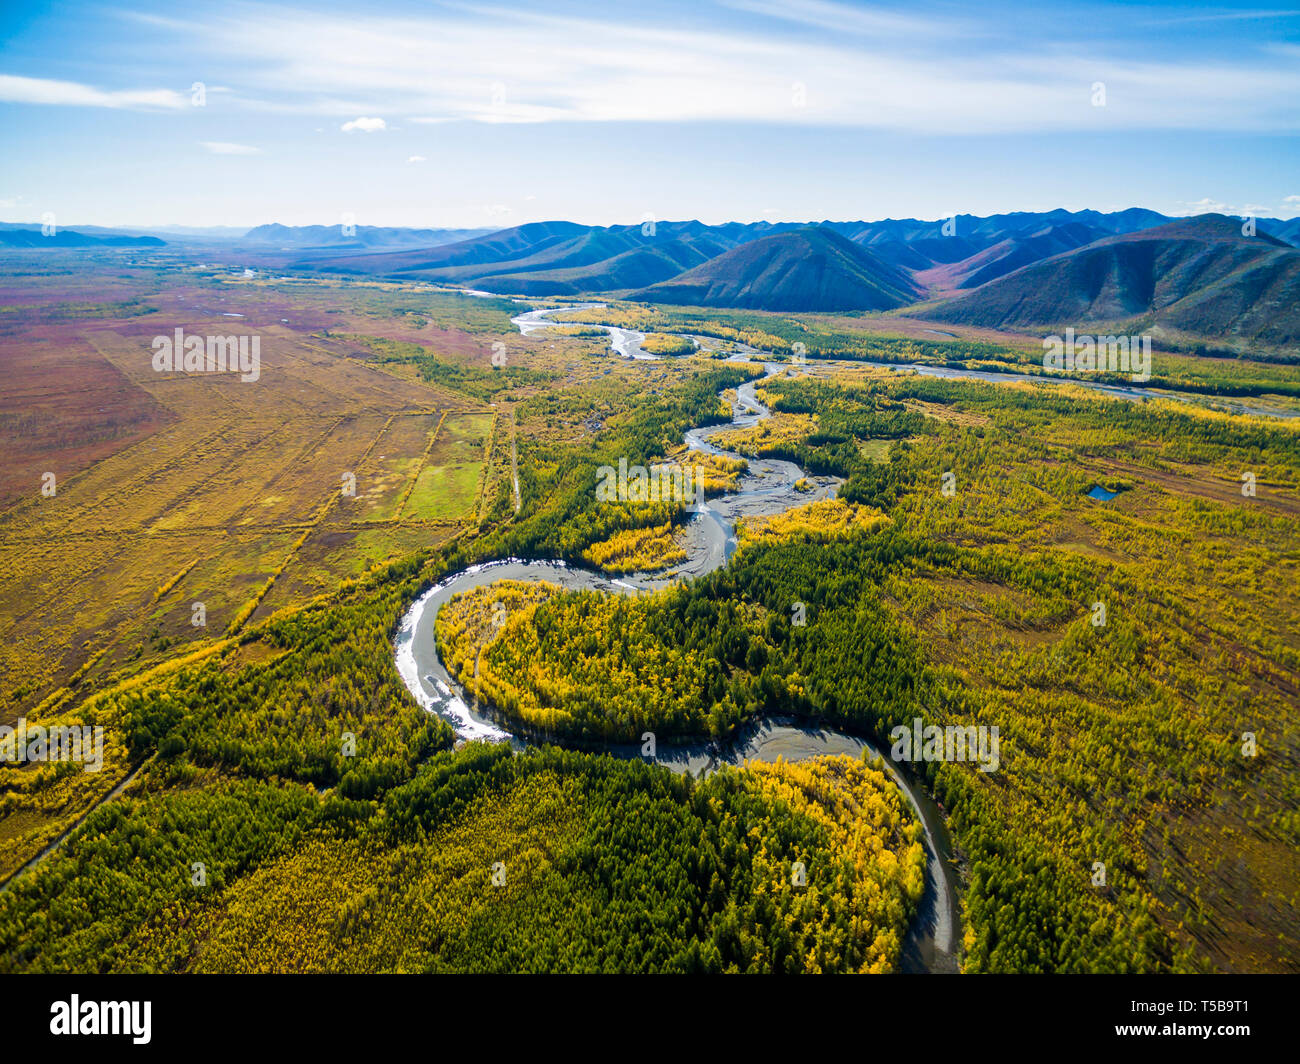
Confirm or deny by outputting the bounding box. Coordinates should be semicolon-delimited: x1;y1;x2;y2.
0;258;545;875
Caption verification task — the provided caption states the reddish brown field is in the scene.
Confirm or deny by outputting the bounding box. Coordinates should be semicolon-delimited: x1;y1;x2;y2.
0;254;513;720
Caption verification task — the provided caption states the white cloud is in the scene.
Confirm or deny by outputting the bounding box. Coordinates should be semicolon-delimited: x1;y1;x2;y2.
1175;196;1300;218
1179;197;1233;214
0;74;187;110
720;0;964;37
483;204;513;217
407;155;426;163
201;141;261;155
1143;9;1300;25
198;8;1281;132
341;116;386;133
24;7;1298;134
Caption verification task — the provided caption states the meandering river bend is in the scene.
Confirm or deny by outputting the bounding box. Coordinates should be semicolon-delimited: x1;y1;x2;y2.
393;297;1300;972
393;306;972;971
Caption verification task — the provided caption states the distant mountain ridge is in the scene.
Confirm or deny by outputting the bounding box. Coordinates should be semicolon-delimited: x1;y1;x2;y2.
0;227;164;248
919;215;1300;347
909;221;1110;291
628;227;920;312
268;208;1300;331
5;211;1297;342
291;209;1193;297
240;223;495;252
296;219;809;292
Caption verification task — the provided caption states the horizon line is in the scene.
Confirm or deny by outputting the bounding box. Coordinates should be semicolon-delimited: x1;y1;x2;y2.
3;206;1293;234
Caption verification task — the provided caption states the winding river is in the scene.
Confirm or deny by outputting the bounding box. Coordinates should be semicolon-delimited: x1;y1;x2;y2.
392;298;1300;973
511;303;1300;420
394;305;962;973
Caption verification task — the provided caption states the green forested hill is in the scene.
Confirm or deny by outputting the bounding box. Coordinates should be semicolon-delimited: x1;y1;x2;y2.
629;228;920;312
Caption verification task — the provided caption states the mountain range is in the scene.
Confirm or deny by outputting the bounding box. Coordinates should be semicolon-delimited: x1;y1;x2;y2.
276;209;1297;345
287;209;1183;297
917;215;1300;347
627;227;920;311
4;211;1297;348
239;223;496;252
0;227;165;248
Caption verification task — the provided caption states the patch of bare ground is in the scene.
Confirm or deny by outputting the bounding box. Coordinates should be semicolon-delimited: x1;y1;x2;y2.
1143;803;1300;972
900;398;992;427
1045;515;1130;563
893;574;1076;675
1095;456;1300;517
0;329;175;511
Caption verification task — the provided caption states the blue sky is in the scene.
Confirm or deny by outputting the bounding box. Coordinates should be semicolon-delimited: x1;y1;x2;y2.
1;0;1298;228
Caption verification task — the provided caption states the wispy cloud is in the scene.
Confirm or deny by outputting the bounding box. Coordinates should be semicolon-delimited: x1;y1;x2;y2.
4;5;1299;133
1;2;1291;228
719;0;964;37
1142;7;1300;25
1176;196;1298;218
170;4;1300;132
0;74;187;110
201;141;261;155
341;116;386;132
